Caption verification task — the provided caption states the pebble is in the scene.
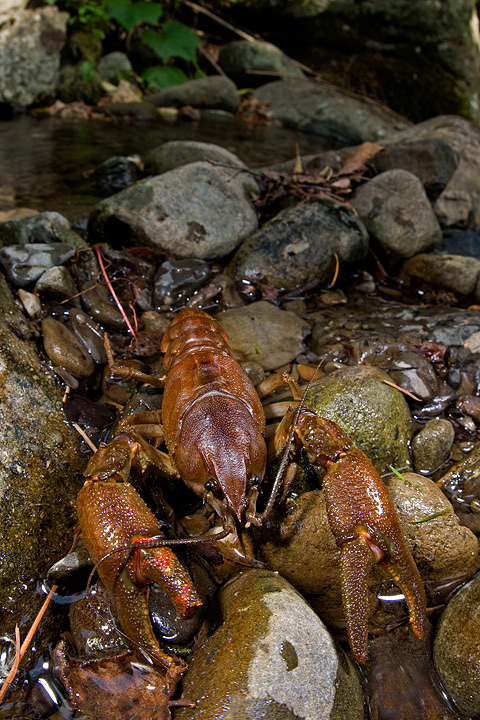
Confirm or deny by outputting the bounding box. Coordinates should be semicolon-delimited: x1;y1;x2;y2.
0;210;70;245
91;155;142;197
351;169;442;264
68;308;107;364
411;419;455;473
175;569;364;720
80;280;129;330
218;301;310;370
33;265;77;299
42;316;95;378
401;252;480;298
0;242;76;286
434;571;480;718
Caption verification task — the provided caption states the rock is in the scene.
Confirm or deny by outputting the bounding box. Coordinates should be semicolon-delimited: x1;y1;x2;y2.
434;190;473;229
0;210;70;246
0;272;86;663
434;571;480;718
303;366;414;474
96;101;160;122
33;265;77;299
217;301;310;370
351;169;442;264
439;229;480;259
369;139;459;199
144;140;259;194
97;52;133;84
0;242;76;287
227;0;480;122
255;80;411;144
88;161;258;260
80;281;129;330
153;258;211;310
401;252;480;298
230;200;369;292
0;6;68;107
386;115;480;228
148;76;240;113
91;155;143;197
218;39;304;88
412;420;455;474
175;569;364;720
42;317;95;378
68;309;107;365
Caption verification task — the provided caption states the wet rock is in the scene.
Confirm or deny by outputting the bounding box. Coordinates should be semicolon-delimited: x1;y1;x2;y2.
218;301;309;370
33;265;77;299
42;317;95;378
153;258;211;310
433;571;480;718
303;366;414;474
97;51;132;84
0;6;68;107
411;419;455;474
0;210;70;246
175;569;364;720
230;200;369;292
437;444;480;534
148;76;240;113
218;39;304;88
97;101;160;122
0;242;76;286
434;190;473;229
0;272;86;662
368;139;459;199
351;169;442;264
17;288;41;318
401;252;480;298
89;161;257;260
91;155;143;197
68;309;107;364
365;627;459;720
440;229;480;259
144;140;258;195
80;280;131;330
255;79;410;145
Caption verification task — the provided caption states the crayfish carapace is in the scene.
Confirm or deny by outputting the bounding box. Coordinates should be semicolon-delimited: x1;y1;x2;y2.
75;307;426;669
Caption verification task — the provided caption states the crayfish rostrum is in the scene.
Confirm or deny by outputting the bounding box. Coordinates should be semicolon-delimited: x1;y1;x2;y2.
76;307;426;669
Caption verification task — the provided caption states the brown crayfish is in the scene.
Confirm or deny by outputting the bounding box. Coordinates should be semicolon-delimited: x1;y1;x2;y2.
76;307;426;669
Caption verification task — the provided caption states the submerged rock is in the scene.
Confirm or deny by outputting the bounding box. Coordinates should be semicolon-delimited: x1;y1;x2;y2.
176;569;364;720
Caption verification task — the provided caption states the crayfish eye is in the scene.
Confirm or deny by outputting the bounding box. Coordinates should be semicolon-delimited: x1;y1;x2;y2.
249;475;261;487
204;479;216;491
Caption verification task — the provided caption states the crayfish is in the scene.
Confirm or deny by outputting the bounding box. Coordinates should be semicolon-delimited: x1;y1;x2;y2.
75;307;426;669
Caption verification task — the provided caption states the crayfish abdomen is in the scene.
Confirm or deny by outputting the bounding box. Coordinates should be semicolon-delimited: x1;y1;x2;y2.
161;308;267;524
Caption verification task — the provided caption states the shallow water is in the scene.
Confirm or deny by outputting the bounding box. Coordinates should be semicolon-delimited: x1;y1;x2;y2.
0;114;328;222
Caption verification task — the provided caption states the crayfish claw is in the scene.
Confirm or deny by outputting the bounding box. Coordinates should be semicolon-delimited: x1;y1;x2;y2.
338;533;375;664
379;544;427;641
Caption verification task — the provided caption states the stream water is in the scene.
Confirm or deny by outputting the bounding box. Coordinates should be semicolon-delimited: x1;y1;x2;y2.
0;114;328;222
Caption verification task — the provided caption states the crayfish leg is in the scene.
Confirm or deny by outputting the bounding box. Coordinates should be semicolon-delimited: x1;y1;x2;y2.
338;536;375;664
379;548;427;641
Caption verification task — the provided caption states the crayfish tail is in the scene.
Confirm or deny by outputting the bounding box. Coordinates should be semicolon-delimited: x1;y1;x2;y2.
339;537;375;664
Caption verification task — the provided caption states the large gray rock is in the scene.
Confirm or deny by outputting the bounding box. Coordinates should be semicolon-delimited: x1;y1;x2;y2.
227;0;480;122
255;79;410;144
0;6;68;106
230;199;369;291
175;570;364;720
148;75;240;113
88;161;258;260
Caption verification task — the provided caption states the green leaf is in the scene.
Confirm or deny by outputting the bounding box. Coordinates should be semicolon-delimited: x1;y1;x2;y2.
80;60;95;83
141;65;188;90
142;20;200;63
107;0;163;32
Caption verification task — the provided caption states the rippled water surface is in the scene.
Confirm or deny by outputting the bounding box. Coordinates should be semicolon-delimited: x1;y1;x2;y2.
0;114;329;221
